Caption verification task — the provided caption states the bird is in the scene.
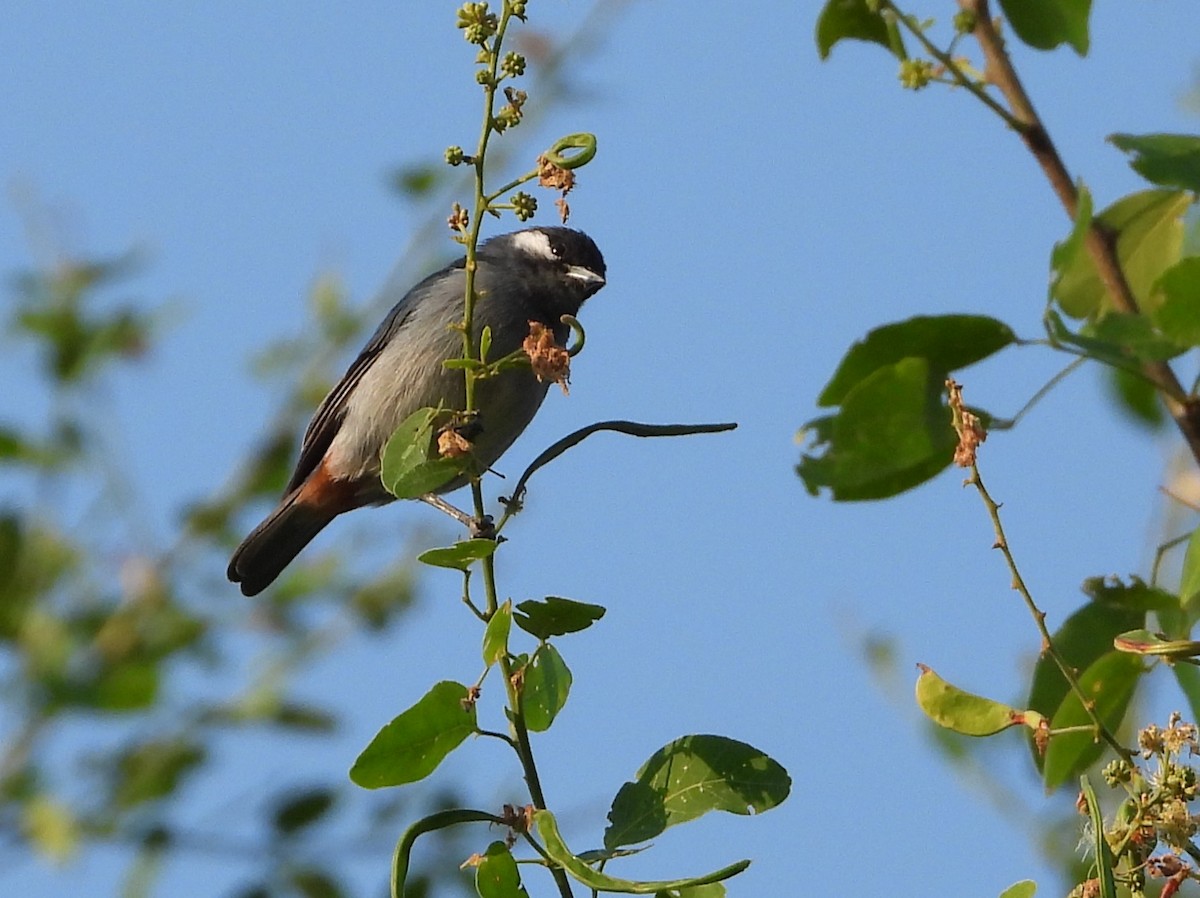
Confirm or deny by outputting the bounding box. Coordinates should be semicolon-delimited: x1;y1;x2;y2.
227;226;606;596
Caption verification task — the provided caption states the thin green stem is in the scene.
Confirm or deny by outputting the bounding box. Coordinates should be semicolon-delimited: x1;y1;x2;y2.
879;1;1021;130
1151;531;1192;588
966;464;1134;762
461;6;518;415
461;568;487;620
456;9;573;895
990;356;1086;430
485;168;540;205
1048;724;1104;736
476;728;519;749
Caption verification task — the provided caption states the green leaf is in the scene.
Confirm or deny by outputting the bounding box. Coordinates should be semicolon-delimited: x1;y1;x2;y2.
915;665;1043;736
390;809;504;897
1110;133;1200;193
350;681;476;788
1080;575;1177;613
418;538;498;571
1042;652;1143;791
475;841;530;898
112;739;206;809
380;407;470;499
272;788;337;835
998;0;1091;55
23;795;79;863
1043;310;1185;374
1179;526;1200;623
514;596;606;640
483;601;512;667
1081;313;1185;362
798;357;957;500
604;735;791;850
389;457;469;501
1053;189;1192;319
391;162;444;198
537;810;751;894
381;406;438;475
522;643;571;732
1027;598;1143;769
480;326;493;363
288;867;346;898
1105;366;1165;431
815;0;904;61
998;881;1037;898
1152;257;1200;347
818;315;1016;407
1050;183;1093;295
666;886;727;898
1080;776;1117;898
1174;665;1200;732
93;660;160;711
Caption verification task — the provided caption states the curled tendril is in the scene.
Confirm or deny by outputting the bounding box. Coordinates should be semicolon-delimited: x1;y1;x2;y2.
543;132;597;170
561;314;586;357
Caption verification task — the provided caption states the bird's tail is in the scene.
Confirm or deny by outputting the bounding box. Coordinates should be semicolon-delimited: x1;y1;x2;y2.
227;491;338;596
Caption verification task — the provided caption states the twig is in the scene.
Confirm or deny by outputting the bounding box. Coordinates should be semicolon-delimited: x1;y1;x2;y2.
965;462;1134;762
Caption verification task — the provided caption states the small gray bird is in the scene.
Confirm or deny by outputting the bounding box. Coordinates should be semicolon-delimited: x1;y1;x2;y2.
228;227;606;596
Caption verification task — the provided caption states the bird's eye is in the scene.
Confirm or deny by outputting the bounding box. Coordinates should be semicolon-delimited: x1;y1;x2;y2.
550;242;563;258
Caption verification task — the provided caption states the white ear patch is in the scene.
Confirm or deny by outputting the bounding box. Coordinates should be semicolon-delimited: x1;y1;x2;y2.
510;229;556;261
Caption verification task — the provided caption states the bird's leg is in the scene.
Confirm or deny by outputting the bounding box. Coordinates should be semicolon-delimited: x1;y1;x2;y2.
419;493;474;526
419;493;495;539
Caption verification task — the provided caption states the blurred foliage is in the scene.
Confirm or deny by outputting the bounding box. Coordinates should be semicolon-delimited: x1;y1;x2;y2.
812;2;1200;897
0;232;466;897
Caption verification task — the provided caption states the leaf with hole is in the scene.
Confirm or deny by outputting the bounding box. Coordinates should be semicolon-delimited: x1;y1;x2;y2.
798;357;958;500
522;643;571;732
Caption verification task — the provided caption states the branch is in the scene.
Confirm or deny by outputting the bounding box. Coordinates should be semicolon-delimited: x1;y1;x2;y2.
960;0;1200;464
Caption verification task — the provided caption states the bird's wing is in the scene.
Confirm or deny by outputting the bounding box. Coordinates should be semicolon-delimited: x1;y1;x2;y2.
283;297;419;494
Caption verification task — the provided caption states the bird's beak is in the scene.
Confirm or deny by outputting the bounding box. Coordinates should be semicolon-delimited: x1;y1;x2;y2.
565;265;605;288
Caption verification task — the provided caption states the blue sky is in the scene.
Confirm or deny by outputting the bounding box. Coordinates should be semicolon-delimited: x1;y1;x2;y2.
5;2;1200;896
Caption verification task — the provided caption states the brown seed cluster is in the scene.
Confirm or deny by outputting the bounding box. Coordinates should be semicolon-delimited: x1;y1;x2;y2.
537;153;575;223
523;321;571;394
437;427;473;459
946;378;987;467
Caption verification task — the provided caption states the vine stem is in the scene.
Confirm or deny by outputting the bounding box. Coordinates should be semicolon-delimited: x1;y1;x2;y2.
457;5;573;895
965;462;1134;762
955;0;1200;466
